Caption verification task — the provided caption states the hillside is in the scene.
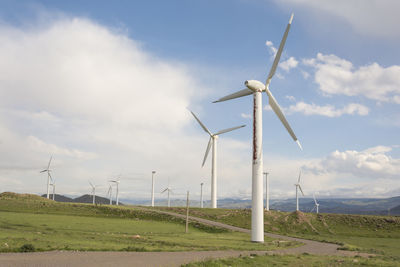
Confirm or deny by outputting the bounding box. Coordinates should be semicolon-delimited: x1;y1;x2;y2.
154;206;400;257
40;193;119;205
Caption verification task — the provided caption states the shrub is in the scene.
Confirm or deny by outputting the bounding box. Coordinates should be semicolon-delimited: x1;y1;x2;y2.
20;244;35;252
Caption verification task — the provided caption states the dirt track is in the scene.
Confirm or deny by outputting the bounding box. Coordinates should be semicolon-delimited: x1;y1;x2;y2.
0;209;371;267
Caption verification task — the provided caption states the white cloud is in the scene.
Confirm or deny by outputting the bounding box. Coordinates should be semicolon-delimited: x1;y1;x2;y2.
240;113;252;119
265;40;277;56
285;95;296;102
279;57;298;72
303;53;400;104
303;146;400;179
275;0;400;38
286;101;369;117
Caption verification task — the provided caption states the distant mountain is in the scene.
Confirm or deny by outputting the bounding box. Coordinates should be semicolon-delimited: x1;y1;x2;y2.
41;194;119;205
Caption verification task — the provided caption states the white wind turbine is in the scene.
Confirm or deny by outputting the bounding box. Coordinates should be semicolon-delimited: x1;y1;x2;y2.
110;178;120;205
151;171;156;207
213;14;301;242
190;111;245;209
161;179;173;207
311;192;320;214
89;181;99;205
295;170;304;211
107;184;113;205
40;156;53;199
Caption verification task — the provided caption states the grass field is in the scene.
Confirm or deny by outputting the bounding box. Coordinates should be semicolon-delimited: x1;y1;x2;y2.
0;193;295;252
154;207;400;257
183;253;397;267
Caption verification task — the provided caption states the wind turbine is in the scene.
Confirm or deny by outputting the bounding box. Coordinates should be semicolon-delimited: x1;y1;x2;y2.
151;171;156;207
213;14;301;242
107;184;113;205
311;192;319;214
295;170;304;211
110;178;120;205
200;182;204;208
40;156;53;199
190;111;245;209
89;181;98;205
161;179;173;207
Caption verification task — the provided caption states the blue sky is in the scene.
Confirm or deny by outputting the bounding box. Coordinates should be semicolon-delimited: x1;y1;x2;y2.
0;0;399;202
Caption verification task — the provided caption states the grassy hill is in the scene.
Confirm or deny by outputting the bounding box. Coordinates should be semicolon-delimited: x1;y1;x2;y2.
0;192;289;253
154;207;400;258
40;193;119;205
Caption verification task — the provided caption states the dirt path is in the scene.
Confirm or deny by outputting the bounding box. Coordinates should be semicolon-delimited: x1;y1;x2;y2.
0;209;371;267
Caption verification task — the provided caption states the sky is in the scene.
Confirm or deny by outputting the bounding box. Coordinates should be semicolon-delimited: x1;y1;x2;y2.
0;0;399;202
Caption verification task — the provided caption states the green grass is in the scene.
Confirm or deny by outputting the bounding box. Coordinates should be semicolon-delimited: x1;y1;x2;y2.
183;253;398;267
0;192;297;252
154;207;400;257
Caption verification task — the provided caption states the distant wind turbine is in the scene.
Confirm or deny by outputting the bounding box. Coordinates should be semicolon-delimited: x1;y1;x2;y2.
213;14;301;242
107;184;113;205
40;156;53;199
161;179;173;207
110;178;120;205
190;110;245;209
295;170;304;211
89;181;98;205
311;192;319;214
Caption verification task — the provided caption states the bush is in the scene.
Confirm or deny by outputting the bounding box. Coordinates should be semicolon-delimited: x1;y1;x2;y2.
20;244;35;252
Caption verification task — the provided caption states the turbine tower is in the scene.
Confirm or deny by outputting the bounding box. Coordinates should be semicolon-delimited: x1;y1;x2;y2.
161;179;173;207
295;170;304;211
40;156;53;199
311;192;319;214
107;184;113;205
50;177;56;201
89;181;97;205
190;111;245;209
110;179;120;205
213;14;301;242
151;171;156;207
200;182;204;208
264;172;269;211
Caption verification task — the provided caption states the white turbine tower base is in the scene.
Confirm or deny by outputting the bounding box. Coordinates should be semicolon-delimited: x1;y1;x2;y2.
213;14;302;242
110;179;120;205
151;171;156;207
264;172;269;211
190;111;245;209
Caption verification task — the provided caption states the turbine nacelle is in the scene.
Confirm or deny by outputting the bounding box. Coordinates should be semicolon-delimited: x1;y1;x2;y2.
244;80;265;92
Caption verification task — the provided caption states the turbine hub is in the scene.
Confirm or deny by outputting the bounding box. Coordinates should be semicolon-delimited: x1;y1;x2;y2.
245;80;265;92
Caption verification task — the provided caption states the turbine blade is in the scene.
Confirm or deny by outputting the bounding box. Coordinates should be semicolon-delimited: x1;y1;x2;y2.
311;206;315;212
89;181;94;188
161;188;168;193
213;88;253;103
313;193;317;205
202;137;213;167
40;170;47;173
298;185;304;196
190;111;212;136
266;87;301;150
298;170;301;183
265;13;294;88
47;156;53;169
215;125;246;135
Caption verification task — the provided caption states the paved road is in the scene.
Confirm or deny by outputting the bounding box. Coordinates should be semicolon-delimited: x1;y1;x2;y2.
0;209;371;266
